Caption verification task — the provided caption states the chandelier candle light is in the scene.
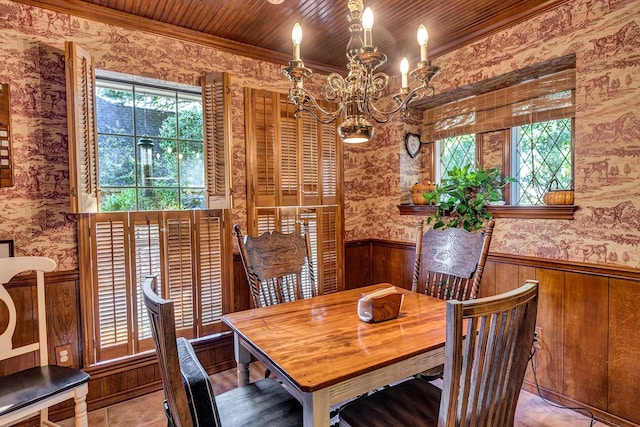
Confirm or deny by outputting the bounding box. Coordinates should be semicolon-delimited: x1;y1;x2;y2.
282;0;441;143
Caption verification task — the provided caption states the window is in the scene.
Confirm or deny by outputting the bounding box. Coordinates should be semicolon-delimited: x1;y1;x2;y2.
423;62;575;207
436;134;476;181
512;118;572;205
95;72;206;211
66;42;233;365
244;88;343;295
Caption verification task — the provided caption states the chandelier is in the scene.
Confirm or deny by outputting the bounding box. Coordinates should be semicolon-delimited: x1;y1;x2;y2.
282;0;441;144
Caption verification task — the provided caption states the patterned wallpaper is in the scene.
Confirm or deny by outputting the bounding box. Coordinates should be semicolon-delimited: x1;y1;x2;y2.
345;0;640;269
0;0;638;271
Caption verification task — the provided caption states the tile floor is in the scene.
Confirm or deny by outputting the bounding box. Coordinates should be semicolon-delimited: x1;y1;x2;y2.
59;363;607;427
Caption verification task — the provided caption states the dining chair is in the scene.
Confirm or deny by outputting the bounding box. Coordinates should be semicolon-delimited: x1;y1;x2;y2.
234;222;315;308
143;276;302;427
412;218;495;381
0;256;90;427
339;280;539;427
412;218;495;300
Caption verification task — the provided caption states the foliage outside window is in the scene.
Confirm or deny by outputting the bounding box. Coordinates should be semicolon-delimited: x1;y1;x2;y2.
96;76;205;211
437;134;476;181
512;118;572;205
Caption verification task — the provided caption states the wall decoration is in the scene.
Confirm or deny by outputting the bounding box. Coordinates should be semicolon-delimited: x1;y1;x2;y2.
0;240;13;257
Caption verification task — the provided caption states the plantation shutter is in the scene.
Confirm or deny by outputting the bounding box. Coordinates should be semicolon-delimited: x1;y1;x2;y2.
85;212;132;362
202;72;233;209
79;210;226;365
244;88;343;295
194;210;228;336
65;41;99;213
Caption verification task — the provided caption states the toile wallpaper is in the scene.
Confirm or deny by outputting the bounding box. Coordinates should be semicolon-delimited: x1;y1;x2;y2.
0;0;638;272
346;0;640;269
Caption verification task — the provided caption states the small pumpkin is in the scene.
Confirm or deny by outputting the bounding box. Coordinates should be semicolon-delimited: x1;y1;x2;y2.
543;178;574;205
411;180;436;205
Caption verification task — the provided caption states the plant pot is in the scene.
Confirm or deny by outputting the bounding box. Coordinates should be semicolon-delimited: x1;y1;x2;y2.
411;180;436;205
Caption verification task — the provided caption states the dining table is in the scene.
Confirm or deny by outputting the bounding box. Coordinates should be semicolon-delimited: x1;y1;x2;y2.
221;283;448;427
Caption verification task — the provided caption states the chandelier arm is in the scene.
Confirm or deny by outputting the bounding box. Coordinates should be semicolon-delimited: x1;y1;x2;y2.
294;102;344;125
289;87;344;120
364;84;425;123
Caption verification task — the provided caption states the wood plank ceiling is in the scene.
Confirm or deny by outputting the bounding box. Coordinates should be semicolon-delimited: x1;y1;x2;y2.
21;0;568;74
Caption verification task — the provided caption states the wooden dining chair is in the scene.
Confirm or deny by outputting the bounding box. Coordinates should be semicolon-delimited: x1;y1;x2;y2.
339;280;539;427
143;276;302;427
412;218;495;301
234;222;315;308
412;218;495;380
0;256;90;427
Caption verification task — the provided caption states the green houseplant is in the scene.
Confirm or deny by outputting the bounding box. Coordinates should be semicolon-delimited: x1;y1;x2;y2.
424;164;514;231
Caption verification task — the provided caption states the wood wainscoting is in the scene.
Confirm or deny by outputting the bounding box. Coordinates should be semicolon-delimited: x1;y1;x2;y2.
0;266;245;425
3;249;638;426
346;239;640;427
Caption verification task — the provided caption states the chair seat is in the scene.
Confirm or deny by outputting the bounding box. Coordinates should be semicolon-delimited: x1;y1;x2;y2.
0;365;90;416
339;378;441;427
218;378;303;427
176;337;302;427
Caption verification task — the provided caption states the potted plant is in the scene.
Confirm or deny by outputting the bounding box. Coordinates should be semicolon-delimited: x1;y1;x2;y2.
423;164;514;231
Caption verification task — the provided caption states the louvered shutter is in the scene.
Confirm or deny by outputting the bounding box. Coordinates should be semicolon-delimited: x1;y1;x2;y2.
195;210;227;336
65;41;99;213
130;211;163;353
202;73;233;209
245;88;344;295
88;212;132;361
162;211;196;339
246;88;277;208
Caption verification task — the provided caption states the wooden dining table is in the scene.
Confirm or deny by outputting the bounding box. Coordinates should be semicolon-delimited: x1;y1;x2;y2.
221;283;448;427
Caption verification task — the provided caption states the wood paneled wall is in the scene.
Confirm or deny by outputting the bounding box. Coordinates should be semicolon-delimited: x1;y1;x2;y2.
1;266;244;425
3;248;639;426
345;239;640;427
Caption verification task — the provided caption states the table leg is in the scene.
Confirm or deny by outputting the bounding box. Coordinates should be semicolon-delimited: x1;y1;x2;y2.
233;332;252;386
301;389;329;427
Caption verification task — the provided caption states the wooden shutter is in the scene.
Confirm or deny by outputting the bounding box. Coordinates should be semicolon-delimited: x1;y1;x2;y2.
245;87;344;294
202;72;233;209
80;209;228;365
65;41;99;213
195;210;228;336
87;212;132;362
130;211;163;353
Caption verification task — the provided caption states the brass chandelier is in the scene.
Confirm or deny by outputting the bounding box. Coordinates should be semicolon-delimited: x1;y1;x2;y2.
282;0;441;144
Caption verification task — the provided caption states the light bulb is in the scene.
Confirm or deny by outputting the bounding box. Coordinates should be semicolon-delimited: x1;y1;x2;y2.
292;23;302;60
417;25;428;62
362;8;374;30
400;57;409;88
362;7;374;46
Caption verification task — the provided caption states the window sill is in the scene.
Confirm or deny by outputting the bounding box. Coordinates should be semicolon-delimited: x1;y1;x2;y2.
397;204;578;220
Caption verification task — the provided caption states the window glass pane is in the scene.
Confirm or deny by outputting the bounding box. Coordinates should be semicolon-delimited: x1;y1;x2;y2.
98;135;135;187
513;119;572;205
135;90;177;138
100;188;137;211
439;134;475;180
181;189;206;209
138;188;180;210
96;86;134;135
180;141;205;187
178;96;203;140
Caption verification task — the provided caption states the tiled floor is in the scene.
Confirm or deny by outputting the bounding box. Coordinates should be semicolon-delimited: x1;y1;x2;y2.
59;363;607;427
